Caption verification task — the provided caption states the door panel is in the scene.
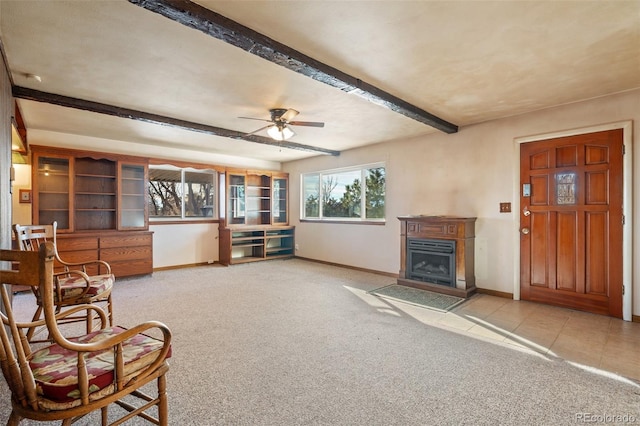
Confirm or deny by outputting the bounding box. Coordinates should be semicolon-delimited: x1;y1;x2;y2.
520;129;623;317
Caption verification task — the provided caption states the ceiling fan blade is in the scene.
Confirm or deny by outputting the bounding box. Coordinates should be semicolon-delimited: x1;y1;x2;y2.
244;124;273;136
289;120;325;128
280;108;299;123
238;116;272;123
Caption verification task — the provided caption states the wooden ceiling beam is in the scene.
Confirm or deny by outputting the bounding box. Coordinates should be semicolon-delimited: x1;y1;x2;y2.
128;0;458;134
12;86;340;156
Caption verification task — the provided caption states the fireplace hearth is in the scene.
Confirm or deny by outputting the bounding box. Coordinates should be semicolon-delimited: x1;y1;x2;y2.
398;216;477;298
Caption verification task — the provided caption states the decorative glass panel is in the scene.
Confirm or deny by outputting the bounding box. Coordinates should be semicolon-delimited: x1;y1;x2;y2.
556;172;576;205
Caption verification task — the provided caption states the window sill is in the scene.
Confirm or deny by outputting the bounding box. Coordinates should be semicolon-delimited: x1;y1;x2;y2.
150;219;220;225
300;219;385;226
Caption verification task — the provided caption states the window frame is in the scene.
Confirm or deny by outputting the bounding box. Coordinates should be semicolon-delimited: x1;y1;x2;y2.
300;162;386;223
148;164;218;223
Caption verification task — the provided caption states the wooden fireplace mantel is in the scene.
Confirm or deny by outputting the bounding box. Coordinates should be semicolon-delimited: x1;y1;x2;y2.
398;216;477;298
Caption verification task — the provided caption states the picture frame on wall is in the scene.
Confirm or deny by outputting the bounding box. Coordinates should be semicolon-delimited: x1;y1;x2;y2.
19;189;31;204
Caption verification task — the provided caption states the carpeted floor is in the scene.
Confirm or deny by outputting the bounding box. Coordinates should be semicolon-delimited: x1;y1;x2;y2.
370;284;465;311
2;259;639;425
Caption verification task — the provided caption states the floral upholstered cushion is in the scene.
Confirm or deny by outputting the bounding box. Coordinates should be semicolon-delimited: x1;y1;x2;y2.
55;273;114;300
30;326;171;403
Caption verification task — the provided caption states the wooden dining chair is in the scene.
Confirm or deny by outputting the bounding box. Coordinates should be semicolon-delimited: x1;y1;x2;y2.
0;242;172;425
13;222;114;340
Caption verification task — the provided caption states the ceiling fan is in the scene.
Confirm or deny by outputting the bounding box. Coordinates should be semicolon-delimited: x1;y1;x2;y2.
239;108;324;141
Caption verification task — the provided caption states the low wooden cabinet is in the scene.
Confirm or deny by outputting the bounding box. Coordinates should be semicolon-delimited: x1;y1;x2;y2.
55;231;153;278
219;226;294;265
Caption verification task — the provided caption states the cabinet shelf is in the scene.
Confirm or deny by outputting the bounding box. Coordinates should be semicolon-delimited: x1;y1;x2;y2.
76;192;117;196
76;174;116;179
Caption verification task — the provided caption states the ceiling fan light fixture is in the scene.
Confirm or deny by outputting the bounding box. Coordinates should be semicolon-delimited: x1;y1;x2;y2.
267;125;295;141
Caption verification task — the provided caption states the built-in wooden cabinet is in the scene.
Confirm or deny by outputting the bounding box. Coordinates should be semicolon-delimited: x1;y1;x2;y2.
31;146;152;277
220;170;293;264
226;171;288;226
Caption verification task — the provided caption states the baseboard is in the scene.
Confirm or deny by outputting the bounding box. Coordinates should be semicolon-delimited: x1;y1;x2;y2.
153;261;222;272
476;288;514;299
294;256;398;278
633;315;640;323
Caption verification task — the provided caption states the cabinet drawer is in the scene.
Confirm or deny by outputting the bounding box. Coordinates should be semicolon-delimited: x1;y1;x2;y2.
101;246;152;262
100;233;152;248
56;237;99;251
109;260;153;277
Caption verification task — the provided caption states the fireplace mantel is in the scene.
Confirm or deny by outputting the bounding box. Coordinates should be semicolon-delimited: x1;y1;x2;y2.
398;216;477;298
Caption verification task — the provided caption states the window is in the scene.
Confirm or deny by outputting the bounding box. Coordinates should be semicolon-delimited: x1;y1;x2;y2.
148;166;216;220
302;164;385;221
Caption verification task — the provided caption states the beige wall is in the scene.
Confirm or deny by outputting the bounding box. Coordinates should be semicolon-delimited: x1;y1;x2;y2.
11;163;31;226
151;222;219;269
283;89;640;315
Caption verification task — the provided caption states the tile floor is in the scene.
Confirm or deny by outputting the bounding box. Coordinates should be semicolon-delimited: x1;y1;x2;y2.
381;292;640;383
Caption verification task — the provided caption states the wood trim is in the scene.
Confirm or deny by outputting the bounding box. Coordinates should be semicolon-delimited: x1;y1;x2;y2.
476;288;513;299
153;261;222;271
31;144;149;164
150;219;220;225
128;0;458;134
13;86;340;156
633;315;640;323
150;158;225;172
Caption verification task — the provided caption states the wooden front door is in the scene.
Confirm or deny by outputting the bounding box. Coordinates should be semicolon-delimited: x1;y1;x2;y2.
519;129;624;317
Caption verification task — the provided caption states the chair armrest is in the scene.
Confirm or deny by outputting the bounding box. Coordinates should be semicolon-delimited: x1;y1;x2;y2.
53;321;171;354
12;304;108;331
56;257;112;275
53;269;94;300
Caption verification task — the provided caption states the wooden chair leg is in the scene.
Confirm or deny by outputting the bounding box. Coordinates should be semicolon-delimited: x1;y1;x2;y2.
101;406;108;425
7;411;21;426
158;374;168;426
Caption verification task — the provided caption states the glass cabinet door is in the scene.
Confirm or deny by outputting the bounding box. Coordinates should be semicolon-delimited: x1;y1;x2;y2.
272;177;288;224
227;174;246;225
119;163;148;229
35;155;71;230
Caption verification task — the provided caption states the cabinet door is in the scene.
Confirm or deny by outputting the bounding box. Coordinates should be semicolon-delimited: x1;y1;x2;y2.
33;154;72;230
272;176;288;224
227;173;246;225
119;162;148;229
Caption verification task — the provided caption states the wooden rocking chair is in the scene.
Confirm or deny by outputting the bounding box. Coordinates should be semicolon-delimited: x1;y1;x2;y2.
13;222;114;340
0;242;172;425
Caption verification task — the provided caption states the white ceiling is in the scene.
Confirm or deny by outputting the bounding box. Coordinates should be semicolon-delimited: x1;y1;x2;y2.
1;0;639;164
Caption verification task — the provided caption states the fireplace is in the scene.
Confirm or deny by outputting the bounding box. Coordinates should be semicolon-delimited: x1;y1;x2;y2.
398;216;477;298
407;238;456;286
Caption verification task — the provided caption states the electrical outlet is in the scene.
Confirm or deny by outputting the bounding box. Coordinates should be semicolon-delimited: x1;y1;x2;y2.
499;202;511;213
295;244;300;251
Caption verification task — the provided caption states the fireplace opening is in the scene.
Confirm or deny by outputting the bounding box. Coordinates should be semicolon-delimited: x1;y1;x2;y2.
407;238;456;287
